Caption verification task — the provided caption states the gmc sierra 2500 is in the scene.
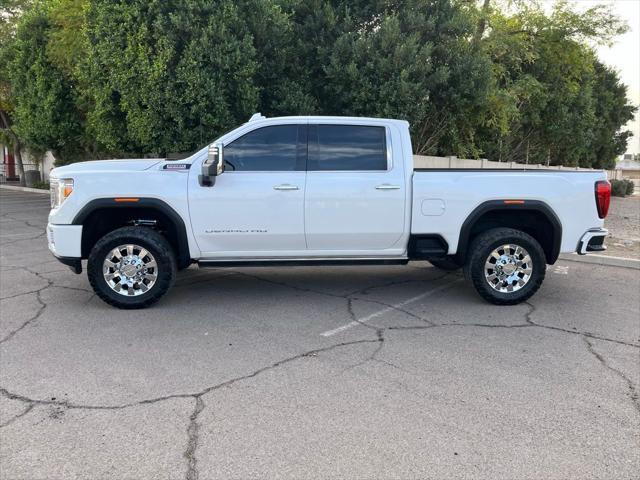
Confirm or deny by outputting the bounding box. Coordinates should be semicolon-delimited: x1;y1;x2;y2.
47;114;610;309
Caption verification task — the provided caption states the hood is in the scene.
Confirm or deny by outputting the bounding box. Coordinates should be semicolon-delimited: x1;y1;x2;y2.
50;158;164;177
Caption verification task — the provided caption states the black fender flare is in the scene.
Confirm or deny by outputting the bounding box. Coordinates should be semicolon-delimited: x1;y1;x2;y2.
72;197;192;269
456;200;563;264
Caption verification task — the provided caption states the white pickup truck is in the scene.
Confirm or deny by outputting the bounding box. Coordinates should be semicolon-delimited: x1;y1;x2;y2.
47;115;611;309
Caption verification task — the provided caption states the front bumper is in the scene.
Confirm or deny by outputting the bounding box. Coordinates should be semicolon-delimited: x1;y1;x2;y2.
47;223;83;273
577;228;608;255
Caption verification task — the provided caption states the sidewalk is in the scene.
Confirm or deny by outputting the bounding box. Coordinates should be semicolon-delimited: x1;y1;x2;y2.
0;184;49;194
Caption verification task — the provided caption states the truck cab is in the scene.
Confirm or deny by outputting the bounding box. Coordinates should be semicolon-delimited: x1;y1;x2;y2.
192;115;412;259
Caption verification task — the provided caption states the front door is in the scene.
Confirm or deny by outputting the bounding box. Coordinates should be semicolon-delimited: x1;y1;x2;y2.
189;123;307;257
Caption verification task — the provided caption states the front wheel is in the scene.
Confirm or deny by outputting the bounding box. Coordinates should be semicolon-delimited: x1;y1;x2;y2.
464;228;546;305
88;227;176;309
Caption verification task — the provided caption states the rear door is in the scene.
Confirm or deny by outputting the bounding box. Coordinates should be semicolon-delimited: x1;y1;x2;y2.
304;123;406;252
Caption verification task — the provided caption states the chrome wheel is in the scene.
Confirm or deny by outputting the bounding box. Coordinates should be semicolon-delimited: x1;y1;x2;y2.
484;244;532;293
102;244;158;296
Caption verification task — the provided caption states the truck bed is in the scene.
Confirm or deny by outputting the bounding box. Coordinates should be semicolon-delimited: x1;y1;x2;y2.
411;169;606;255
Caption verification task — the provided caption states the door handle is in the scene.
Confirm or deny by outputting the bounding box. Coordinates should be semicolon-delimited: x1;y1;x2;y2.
273;184;300;191
375;184;401;190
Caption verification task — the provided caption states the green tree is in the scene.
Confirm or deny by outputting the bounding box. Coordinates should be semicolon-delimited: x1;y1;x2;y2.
84;0;263;156
9;3;86;164
3;0;636;168
235;0;316;116
477;0;635;167
284;0;493;156
586;62;636;168
0;0;33;184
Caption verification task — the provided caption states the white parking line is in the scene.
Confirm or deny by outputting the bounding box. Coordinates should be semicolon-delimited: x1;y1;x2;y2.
320;278;462;337
553;265;570;275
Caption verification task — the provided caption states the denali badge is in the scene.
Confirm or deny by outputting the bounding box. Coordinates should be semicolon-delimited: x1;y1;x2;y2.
163;163;191;170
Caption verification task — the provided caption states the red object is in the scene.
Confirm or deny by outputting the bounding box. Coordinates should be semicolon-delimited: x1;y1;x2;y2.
594;180;611;219
5;150;16;178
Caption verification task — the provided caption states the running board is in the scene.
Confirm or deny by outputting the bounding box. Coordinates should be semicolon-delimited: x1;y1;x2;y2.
408;234;449;259
198;258;409;268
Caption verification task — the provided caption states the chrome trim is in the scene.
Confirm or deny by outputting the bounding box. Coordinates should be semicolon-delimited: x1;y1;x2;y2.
273;184;300;191
103;244;158;296
198;256;408;263
577;228;608;255
376;184;401;190
385;124;393;171
484;244;533;293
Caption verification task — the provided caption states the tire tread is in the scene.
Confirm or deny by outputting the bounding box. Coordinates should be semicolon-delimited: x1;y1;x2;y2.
465;228;546;305
87;227;176;309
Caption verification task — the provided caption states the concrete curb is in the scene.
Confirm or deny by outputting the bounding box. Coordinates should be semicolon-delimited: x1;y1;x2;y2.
0;184;49;194
559;253;640;270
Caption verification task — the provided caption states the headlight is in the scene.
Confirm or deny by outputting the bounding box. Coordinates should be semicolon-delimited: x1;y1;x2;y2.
50;178;74;208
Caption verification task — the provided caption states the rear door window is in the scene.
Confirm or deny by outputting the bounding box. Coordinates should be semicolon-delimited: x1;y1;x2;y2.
308;125;388;171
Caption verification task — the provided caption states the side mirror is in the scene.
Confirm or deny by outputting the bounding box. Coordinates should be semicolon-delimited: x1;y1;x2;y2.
199;142;225;187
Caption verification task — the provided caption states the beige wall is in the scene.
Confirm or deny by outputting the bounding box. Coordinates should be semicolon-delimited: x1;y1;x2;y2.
413;155;622;180
621;169;640;179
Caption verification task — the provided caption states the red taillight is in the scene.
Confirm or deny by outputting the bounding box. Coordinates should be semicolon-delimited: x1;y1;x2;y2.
595;180;611;219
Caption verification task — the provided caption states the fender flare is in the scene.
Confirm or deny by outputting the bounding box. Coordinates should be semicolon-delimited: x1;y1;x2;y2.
456;200;563;264
72;197;192;269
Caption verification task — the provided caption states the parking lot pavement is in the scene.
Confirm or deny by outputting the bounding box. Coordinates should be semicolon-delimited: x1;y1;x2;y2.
0;189;638;480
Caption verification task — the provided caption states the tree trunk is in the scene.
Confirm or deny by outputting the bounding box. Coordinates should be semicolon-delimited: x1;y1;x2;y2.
473;0;491;46
13;142;26;187
0;110;26;186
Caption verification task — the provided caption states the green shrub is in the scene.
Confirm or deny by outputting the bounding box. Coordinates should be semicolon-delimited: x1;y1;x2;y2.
611;179;625;196
624;179;635;196
610;179;635;197
31;180;50;190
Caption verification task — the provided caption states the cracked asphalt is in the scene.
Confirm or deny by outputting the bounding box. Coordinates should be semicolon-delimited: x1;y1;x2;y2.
0;189;639;480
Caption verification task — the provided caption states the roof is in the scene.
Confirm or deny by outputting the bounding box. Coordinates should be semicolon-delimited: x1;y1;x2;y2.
246;113;409;127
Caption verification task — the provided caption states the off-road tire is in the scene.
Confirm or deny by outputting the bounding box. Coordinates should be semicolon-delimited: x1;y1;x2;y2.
464;228;546;305
88;227;176;309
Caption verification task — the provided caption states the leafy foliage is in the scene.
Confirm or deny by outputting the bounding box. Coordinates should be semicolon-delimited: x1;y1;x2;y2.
476;0;636;168
8;3;86;163
1;0;637;167
319;0;493;156
84;0;260;156
610;179;634;197
0;0;32;139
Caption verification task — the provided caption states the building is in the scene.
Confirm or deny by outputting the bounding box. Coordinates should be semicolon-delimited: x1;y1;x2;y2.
0;143;18;181
0;143;56;184
617;155;640;179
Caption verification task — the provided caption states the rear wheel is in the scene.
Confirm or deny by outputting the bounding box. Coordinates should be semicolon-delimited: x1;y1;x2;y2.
88;227;176;309
464;228;546;305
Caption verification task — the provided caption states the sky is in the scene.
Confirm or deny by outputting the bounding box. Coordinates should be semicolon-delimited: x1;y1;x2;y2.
542;0;640;157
